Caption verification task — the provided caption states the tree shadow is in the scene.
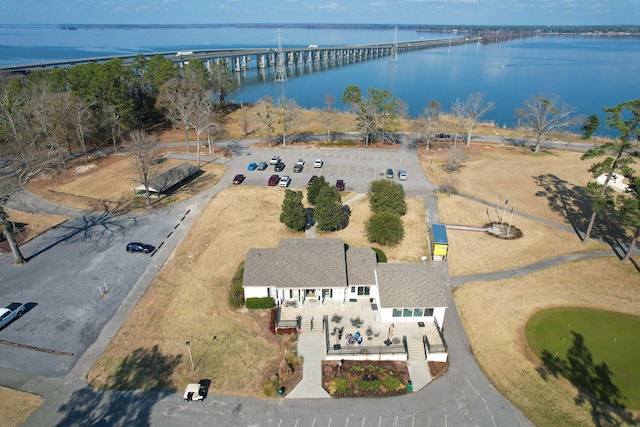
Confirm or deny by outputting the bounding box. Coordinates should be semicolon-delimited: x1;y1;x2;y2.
57;345;181;427
538;332;638;426
26;209;137;261
532;174;628;250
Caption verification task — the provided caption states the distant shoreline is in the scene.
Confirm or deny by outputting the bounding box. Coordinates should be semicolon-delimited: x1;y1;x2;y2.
0;23;638;36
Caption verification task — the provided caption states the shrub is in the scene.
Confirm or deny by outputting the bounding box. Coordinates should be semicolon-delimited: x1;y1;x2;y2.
368;179;407;215
371;247;387;263
228;262;245;308
365;210;405;247
245;297;275;309
383;375;403;390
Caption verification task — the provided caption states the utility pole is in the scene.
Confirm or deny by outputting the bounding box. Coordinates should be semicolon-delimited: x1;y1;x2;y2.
274;28;287;83
185;341;195;371
390;27;398;63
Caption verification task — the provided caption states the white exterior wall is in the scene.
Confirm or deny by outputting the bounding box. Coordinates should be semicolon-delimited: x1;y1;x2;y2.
378;307;445;325
243;287;268;299
426;352;448;362
326;353;407;362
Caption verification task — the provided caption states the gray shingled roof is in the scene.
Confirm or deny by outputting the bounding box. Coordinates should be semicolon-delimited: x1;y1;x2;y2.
135;162;199;194
376;263;447;309
243;248;278;287
243;238;348;289
345;247;377;287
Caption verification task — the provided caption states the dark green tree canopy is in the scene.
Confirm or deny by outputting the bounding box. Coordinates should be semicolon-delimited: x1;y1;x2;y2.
368;179;407;215
341;85;362;107
314;185;344;231
581;114;600;139
365;210;405;247
307;175;328;205
280;189;307;232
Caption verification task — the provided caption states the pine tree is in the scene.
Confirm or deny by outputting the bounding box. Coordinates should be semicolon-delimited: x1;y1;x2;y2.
280;190;306;232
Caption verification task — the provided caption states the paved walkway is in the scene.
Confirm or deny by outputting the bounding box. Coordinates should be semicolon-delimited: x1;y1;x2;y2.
285;332;331;399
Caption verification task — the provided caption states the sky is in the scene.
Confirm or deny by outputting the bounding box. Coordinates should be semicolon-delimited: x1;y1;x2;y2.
1;0;638;26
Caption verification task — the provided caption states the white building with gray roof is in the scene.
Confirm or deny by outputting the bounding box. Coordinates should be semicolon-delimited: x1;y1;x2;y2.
243;238;447;329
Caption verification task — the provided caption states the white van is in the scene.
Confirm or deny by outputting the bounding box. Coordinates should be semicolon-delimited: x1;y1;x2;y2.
398;170;407;181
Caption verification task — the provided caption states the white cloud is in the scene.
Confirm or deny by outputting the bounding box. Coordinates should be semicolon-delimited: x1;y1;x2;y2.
318;2;341;10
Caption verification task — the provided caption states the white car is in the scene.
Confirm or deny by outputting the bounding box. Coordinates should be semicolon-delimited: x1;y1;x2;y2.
314;159;323;168
296;159;305;166
270;155;281;165
0;303;26;329
279;176;291;187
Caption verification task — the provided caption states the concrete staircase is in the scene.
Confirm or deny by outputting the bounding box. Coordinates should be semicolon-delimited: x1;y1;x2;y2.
406;338;426;361
299;316;316;332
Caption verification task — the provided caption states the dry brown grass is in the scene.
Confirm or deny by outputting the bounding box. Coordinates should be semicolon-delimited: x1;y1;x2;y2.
328;195;429;262
26;154;226;213
0;387;42;427
454;257;640;426
88;186;290;396
0;210;69;253
88;186;427;396
437;193;608;276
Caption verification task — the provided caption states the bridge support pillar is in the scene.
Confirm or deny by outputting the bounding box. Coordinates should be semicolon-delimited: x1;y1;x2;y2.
233;57;241;72
258;55;265;69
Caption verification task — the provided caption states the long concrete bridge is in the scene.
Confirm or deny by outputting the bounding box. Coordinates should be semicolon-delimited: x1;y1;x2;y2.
0;36;481;74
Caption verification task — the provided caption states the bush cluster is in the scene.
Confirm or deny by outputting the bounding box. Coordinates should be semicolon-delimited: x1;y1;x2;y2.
245;297;275;309
228;262;245;308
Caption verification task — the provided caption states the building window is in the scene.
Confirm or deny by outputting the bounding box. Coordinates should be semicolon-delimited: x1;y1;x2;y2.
267;288;271;298
424;308;434;317
413;308;422;317
351;286;356;293
392;308;402;317
357;286;370;296
403;308;412;317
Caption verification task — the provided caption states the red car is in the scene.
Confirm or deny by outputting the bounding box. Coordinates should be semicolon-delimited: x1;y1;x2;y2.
268;174;280;186
233;174;245;185
335;179;345;191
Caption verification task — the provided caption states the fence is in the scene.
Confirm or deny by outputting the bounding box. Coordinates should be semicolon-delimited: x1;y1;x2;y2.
324;316;407;359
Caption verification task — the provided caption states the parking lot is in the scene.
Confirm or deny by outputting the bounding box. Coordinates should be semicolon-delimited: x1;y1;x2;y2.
229;143;427;195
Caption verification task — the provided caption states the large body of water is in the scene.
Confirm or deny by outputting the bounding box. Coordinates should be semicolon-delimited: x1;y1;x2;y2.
1;25;639;136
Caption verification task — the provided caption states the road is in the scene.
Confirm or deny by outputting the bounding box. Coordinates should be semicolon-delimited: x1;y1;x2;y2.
0;133;617;426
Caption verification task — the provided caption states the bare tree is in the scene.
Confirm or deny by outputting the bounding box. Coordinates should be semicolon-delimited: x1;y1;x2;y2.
319;107;338;142
157;77;199;153
0;182;26;264
514;107;527;128
416;103;441;150
125;130;163;206
71;97;95;163
460;92;494;146
451;99;467;148
277;98;301;147
255;96;275;147
523;94;579;153
188;98;218;168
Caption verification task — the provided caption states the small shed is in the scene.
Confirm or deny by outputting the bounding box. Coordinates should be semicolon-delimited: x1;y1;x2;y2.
134;162;200;198
431;224;448;261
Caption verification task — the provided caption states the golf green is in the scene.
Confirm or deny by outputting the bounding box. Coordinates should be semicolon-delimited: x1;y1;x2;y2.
525;307;640;411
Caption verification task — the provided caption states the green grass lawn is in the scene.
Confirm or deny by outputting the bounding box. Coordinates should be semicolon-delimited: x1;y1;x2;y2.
525;307;640;411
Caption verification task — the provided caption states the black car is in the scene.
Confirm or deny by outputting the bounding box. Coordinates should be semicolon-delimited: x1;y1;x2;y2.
293;164;303;173
126;242;155;254
274;162;285;172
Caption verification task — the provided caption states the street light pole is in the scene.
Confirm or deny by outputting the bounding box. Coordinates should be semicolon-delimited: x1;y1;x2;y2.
186;341;195;371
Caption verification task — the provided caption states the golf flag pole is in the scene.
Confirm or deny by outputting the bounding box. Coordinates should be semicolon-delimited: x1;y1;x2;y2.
496;193;501;222
507;204;515;237
501;196;509;227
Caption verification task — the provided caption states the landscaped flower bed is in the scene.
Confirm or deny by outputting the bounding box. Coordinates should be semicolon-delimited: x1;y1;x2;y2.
322;360;410;398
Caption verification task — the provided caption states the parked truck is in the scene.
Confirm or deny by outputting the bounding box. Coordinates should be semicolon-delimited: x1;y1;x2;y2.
176;51;194;57
0;302;26;329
